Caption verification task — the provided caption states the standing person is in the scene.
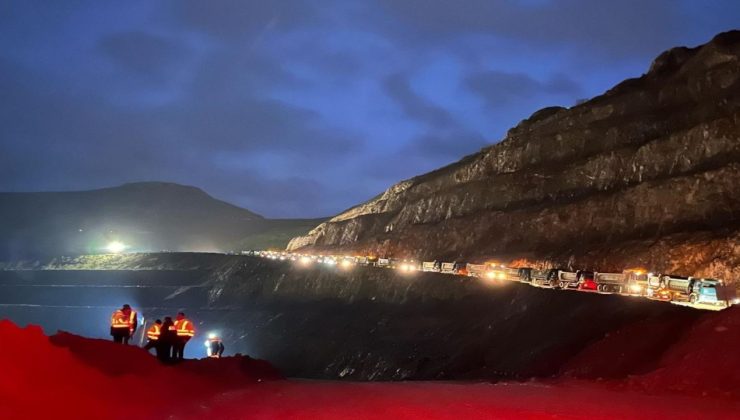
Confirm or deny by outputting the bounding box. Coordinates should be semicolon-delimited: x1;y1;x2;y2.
110;304;137;344
144;319;162;352
173;312;195;361
205;334;225;358
157;317;176;363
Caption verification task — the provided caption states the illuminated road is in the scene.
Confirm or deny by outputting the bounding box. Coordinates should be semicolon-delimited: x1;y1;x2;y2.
254;251;737;311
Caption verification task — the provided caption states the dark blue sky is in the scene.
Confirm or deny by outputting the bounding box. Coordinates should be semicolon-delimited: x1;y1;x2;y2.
1;1;738;217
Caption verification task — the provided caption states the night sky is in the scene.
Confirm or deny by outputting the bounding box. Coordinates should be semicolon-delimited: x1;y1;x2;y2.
1;1;738;218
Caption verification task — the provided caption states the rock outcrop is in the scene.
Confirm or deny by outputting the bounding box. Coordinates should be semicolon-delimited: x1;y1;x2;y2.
288;31;740;281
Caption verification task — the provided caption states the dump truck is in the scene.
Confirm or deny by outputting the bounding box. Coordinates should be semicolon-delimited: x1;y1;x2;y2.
487;266;521;282
593;270;649;294
687;278;737;306
649;275;737;306
422;261;440;272
466;263;489;278
551;270;596;290
397;260;420;272
529;268;559;287
440;262;457;274
555;271;580;289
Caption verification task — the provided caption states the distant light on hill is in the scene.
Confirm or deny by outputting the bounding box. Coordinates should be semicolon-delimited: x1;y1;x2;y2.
106;241;126;253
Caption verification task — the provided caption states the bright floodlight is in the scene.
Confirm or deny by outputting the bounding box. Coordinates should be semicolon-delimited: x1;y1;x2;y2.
106;241;126;253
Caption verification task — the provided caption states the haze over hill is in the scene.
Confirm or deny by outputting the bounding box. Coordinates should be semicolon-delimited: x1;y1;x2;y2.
0;182;322;259
289;31;740;283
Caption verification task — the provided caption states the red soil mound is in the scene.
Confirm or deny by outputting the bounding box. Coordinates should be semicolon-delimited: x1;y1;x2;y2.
0;320;280;419
563;307;740;398
632;307;740;398
2;312;739;419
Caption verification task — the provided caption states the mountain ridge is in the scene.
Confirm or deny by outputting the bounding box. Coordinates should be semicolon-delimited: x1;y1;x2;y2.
0;181;321;258
288;30;740;283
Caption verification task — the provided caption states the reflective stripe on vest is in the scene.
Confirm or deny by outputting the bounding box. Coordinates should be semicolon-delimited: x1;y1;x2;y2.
110;310;129;329
175;319;195;337
146;324;161;340
128;311;137;332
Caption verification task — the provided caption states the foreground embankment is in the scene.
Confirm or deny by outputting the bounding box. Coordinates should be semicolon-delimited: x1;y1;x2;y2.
2;313;739;419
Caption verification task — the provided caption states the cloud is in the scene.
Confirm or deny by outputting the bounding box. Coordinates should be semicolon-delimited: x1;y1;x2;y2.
169;0;319;39
98;31;186;82
383;72;488;159
376;0;686;58
383;73;458;129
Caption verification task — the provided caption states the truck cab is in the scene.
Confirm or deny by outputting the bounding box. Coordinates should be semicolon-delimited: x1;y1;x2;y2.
576;271;597;291
690;278;737;307
530;268;560;288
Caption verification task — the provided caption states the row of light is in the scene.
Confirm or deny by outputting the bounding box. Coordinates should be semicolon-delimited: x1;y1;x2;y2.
261;251;668;294
265;251;509;279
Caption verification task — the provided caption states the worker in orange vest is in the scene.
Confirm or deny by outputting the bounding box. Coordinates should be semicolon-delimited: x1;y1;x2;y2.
173;312;195;360
144;319;162;352
110;304;137;344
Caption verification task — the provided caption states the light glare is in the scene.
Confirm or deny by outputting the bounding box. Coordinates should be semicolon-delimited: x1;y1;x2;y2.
106;241;126;253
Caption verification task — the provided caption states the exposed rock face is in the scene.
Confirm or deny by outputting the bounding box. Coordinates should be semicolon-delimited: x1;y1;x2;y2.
289;31;740;280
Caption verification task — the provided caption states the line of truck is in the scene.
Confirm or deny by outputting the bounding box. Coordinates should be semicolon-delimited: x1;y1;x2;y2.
249;251;738;310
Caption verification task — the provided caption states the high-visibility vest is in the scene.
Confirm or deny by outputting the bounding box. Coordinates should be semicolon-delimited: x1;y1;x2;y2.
146;324;161;340
111;310;130;329
111;309;137;330
175;319;195;337
128;311;137;332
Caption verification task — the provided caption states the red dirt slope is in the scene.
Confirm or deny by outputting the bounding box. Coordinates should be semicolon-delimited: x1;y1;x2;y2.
0;320;279;419
562;307;740;399
1;314;739;419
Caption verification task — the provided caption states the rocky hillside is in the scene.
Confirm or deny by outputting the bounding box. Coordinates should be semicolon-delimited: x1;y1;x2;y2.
288;31;740;282
0;182;322;259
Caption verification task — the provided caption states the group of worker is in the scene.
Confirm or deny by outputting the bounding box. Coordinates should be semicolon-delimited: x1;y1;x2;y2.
110;304;223;362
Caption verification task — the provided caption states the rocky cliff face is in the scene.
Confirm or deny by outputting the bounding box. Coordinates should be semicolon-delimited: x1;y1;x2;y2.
288;31;740;281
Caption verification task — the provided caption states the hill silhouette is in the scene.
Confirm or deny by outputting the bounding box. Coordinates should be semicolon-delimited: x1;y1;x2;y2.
0;182;322;258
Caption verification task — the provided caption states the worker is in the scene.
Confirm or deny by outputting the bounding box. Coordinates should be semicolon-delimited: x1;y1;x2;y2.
110;304;137;344
144;319;162;352
205;334;225;358
157;317;176;363
158;317;177;363
173;312;195;361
